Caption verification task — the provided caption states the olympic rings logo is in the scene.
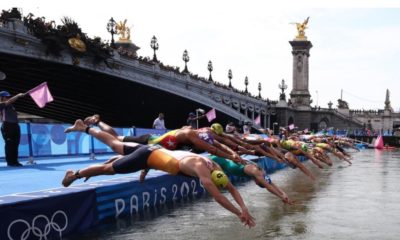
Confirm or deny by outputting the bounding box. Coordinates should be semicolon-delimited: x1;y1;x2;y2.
7;210;68;240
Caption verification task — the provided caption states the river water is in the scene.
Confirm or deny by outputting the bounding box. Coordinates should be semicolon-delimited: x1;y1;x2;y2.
72;149;400;240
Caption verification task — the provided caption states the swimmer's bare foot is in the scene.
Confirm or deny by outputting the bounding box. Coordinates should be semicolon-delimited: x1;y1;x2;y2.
65;119;87;133
62;170;77;187
139;169;149;183
84;114;100;125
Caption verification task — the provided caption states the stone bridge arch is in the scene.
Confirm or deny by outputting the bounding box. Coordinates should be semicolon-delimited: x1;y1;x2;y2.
319;117;330;130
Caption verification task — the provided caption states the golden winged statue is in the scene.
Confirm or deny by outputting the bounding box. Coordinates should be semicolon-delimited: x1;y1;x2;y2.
291;17;309;40
116;19;131;42
68;34;86;52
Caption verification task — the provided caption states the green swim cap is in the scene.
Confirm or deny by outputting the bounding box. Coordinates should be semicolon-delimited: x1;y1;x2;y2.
301;143;308;152
211;123;223;135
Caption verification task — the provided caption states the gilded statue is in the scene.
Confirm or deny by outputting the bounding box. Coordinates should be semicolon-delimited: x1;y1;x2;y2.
291;17;309;40
116;19;131;42
68;34;86;52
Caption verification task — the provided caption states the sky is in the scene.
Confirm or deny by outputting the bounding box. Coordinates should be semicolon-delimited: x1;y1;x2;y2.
2;0;400;111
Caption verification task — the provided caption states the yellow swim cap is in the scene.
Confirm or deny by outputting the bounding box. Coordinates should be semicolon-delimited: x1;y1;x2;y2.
211;170;229;189
210;123;223;135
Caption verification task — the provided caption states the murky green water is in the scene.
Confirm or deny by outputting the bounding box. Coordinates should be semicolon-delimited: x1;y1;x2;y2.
72;149;400;240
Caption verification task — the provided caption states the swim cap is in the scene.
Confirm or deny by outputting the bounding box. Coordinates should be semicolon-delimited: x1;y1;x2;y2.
210;123;223;135
211;170;229;189
301;143;308;152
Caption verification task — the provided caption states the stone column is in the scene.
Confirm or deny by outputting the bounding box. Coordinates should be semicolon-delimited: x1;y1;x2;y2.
289;40;312;109
264;114;267;129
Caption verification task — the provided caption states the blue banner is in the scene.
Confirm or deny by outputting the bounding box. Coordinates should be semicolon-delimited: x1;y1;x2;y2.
0;190;97;240
95;174;206;221
30;123;90;156
135;128;167;137
0;123;177;161
92;127;132;154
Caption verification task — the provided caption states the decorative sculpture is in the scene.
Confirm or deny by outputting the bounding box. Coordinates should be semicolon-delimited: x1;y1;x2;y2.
116;19;131;42
337;99;349;109
292;17;309;40
68;34;86;52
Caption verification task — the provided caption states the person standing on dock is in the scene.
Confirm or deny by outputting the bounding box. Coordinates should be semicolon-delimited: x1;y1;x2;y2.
186;112;206;129
0;91;26;167
152;113;166;129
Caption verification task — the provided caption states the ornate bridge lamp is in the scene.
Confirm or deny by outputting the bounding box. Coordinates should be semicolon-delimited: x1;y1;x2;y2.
228;69;232;88
182;50;189;73
106;17;117;48
244;76;249;93
150;35;159;62
279;79;287;100
328;101;333;109
208;60;213;82
258;82;262;98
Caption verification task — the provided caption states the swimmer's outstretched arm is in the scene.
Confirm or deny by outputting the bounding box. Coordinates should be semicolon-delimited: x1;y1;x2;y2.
195;167;255;228
299;149;324;169
225;182;256;227
246;164;294;204
270;183;295;205
213;140;247;165
257;179;293;204
188;131;243;163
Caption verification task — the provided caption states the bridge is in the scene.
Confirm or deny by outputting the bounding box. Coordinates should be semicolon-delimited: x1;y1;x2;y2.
0;12;270;129
0;9;365;131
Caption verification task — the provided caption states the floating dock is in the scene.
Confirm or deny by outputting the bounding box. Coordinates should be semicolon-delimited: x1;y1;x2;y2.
0;154;290;240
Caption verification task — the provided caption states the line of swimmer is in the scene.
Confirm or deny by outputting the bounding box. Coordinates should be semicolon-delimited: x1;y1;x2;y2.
62;114;358;228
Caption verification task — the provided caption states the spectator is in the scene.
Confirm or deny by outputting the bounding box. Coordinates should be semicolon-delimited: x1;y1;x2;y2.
186;112;205;129
225;122;237;134
243;122;251;135
0;91;26;167
152;113;166;129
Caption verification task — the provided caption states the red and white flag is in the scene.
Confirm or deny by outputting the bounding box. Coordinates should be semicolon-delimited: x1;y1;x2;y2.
28;82;54;108
206;108;216;122
254;115;261;125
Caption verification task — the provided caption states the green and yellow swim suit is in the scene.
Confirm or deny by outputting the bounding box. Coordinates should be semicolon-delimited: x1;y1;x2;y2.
148;129;179;150
209;155;246;177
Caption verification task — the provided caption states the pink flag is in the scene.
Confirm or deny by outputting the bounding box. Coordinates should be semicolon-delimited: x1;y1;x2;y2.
374;135;384;149
28;82;54;108
206;108;216;122
288;124;295;130
254;115;261;125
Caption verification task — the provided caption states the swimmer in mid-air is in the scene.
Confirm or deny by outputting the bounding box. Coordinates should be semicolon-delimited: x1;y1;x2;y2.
63;119;256;227
83;114;246;164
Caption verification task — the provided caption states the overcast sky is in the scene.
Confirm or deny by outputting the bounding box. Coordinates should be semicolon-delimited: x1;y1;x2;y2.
3;0;400;111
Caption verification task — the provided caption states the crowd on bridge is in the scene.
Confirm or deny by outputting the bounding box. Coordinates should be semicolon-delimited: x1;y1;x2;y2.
62;114;360;228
